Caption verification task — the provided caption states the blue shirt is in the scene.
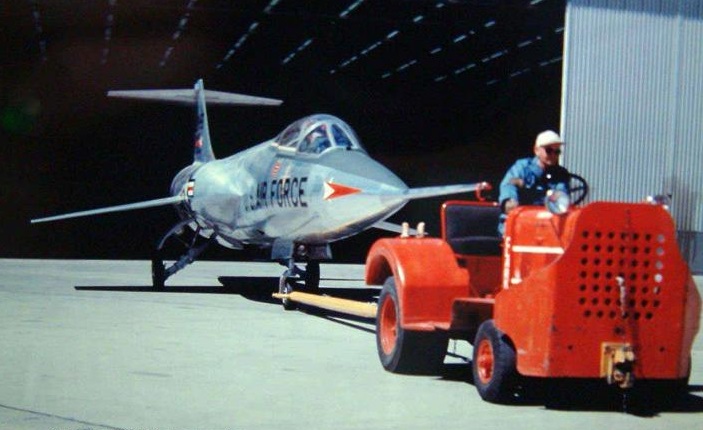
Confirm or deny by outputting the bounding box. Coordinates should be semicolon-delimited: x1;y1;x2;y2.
497;156;570;234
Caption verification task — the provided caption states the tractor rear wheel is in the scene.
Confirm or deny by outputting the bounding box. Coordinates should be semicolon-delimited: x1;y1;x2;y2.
376;277;447;375
472;319;518;403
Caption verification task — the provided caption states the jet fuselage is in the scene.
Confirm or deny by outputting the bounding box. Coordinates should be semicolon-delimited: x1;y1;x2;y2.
31;81;482;287
171;114;408;251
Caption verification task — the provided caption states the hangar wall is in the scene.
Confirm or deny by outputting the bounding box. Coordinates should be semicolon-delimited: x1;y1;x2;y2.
560;0;703;273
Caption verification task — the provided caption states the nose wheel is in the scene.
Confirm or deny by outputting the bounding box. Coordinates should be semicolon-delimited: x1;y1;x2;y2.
278;260;321;310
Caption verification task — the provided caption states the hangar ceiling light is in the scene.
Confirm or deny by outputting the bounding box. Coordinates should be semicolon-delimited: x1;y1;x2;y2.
340;0;367;19
282;38;315;65
101;0;117;66
264;0;282;14
160;0;198;67
217;21;261;70
29;0;47;63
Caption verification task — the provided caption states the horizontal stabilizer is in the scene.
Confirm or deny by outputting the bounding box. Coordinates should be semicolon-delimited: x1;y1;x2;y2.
31;195;185;224
108;88;283;106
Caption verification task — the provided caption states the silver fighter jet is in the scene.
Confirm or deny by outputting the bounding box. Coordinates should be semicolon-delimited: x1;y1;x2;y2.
32;80;484;298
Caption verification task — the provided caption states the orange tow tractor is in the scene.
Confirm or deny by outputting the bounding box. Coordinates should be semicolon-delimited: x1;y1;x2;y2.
365;183;700;403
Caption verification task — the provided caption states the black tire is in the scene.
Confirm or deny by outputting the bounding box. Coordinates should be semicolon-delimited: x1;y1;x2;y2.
151;255;165;289
303;261;320;293
376;277;448;375
472;319;518;403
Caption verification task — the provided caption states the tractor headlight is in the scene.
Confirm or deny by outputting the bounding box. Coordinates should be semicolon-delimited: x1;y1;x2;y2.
645;194;671;211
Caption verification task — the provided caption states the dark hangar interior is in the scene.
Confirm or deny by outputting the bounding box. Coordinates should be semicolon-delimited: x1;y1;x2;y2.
2;0;566;261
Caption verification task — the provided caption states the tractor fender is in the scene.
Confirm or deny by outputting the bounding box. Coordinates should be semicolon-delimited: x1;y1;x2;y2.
365;238;470;331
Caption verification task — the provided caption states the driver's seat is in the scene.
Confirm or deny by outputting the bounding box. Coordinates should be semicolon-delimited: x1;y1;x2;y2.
441;201;502;256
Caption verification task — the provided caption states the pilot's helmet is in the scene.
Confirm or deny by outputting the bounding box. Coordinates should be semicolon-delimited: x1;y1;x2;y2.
309;130;324;141
310;124;327;139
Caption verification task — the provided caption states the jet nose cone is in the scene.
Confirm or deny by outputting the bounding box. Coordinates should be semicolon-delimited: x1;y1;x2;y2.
314;152;409;239
322;150;407;189
321;152;408;203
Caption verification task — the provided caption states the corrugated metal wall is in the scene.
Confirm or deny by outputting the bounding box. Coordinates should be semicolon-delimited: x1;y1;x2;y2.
561;0;703;272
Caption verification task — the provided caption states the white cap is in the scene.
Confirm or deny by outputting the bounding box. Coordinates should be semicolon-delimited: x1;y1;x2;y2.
535;130;563;147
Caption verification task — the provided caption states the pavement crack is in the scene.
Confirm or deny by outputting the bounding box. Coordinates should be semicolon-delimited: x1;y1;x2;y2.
0;403;127;430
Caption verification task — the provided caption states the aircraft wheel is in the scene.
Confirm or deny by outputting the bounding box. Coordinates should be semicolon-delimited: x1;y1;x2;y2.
303;261;320;293
376;277;447;375
151;255;165;289
472;319;518;403
278;273;297;311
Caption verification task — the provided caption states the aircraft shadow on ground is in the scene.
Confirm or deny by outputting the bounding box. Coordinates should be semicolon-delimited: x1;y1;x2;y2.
75;275;378;311
76;276;379;335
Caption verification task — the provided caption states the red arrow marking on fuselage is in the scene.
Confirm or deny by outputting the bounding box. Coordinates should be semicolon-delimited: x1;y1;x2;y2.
323;181;361;200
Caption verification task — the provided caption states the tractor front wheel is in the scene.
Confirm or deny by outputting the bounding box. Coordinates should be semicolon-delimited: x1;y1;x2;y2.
376;277;447;375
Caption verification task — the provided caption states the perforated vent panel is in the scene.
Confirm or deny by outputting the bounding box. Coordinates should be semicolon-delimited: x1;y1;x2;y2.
575;230;667;321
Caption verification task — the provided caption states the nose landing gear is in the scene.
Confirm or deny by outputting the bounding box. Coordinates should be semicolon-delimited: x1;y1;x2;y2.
278;259;321;310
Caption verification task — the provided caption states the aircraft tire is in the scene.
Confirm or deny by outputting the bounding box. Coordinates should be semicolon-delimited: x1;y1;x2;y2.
279;275;297;311
376;277;447;375
151;255;165;289
303;261;320;293
472;319;518;403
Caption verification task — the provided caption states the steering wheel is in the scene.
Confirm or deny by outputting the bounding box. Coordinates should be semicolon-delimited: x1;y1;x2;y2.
569;173;589;205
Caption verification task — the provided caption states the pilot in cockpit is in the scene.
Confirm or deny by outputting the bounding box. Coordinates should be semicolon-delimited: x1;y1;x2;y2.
302;125;331;154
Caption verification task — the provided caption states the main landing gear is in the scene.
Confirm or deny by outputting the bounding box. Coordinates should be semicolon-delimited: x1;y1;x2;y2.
152;219;215;288
150;221;324;305
278;259;321;310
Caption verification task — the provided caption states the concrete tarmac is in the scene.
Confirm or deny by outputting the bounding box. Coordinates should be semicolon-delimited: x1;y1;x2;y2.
1;259;702;430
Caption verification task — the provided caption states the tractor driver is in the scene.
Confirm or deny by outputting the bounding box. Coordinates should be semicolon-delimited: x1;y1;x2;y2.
497;130;570;235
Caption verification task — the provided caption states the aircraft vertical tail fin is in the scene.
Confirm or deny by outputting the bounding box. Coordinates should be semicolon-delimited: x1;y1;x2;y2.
193;79;216;163
107;80;283;164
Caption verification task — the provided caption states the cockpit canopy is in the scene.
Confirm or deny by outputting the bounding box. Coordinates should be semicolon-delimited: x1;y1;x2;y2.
275;114;366;155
